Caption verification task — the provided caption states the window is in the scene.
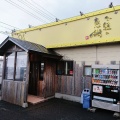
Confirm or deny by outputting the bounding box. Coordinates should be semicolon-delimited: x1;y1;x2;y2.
5;52;27;81
5;52;15;79
39;62;44;80
84;66;91;76
56;61;73;76
56;61;64;75
15;52;27;81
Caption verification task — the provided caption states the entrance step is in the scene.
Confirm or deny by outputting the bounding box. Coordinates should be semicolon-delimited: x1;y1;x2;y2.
27;95;45;104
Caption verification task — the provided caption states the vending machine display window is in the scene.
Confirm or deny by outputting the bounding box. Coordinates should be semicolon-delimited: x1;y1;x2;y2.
93;85;103;94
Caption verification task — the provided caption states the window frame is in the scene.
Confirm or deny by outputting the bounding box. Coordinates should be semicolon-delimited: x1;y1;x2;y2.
15;52;27;81
4;51;27;81
84;65;92;76
39;61;45;81
56;60;73;76
5;52;16;80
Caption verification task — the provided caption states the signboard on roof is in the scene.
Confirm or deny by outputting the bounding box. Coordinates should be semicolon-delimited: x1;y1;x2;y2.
12;6;120;48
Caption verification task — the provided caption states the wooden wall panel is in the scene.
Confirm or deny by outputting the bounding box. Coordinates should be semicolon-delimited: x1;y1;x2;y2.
74;63;82;96
55;75;61;93
38;81;42;97
2;80;26;106
66;76;72;95
61;76;64;94
44;60;56;98
84;76;92;90
74;63;79;96
71;73;75;95
61;76;65;94
13;82;18;104
55;62;87;97
29;52;92;98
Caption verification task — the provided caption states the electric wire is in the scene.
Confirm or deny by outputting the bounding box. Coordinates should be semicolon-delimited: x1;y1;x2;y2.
6;0;47;23
23;0;55;21
0;25;14;30
0;22;19;35
27;0;56;20
4;0;47;23
31;0;58;18
0;21;19;30
0;31;10;35
17;0;54;22
2;0;62;35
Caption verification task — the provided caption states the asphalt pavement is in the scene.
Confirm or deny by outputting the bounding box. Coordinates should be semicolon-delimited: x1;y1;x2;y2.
0;98;118;120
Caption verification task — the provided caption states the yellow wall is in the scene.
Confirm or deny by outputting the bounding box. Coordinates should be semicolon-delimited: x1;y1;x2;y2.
12;6;120;48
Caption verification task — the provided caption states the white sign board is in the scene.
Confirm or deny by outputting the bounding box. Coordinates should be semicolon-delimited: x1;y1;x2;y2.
93;85;103;93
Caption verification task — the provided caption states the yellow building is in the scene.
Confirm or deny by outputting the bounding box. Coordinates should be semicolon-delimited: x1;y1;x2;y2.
1;5;120;111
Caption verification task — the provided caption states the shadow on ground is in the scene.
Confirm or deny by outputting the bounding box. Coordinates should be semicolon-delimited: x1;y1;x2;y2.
0;98;118;120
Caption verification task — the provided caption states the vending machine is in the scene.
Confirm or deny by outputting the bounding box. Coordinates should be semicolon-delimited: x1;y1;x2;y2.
92;64;120;112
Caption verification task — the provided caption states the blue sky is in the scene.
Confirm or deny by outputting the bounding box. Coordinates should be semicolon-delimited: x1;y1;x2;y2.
0;0;120;43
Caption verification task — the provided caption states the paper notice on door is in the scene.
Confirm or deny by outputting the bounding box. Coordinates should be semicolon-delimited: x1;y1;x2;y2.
93;85;103;93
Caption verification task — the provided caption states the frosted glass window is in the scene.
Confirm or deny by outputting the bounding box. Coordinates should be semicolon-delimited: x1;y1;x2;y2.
15;52;27;81
5;52;15;79
84;66;91;76
5;51;27;81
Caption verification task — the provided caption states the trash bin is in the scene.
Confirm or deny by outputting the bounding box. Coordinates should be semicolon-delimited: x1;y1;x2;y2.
80;88;90;104
82;89;91;109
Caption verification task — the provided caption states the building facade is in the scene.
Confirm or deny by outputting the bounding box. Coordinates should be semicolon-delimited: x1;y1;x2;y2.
1;5;120;107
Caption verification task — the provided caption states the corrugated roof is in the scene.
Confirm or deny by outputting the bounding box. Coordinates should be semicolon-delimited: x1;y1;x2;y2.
0;37;61;57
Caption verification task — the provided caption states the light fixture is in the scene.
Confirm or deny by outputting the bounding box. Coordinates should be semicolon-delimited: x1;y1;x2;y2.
12;29;16;33
28;24;33;28
109;2;113;8
80;11;84;16
80;11;90;20
56;18;59;22
109;2;118;14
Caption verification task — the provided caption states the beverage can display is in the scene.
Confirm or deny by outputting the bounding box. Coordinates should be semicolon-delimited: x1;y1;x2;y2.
105;69;107;74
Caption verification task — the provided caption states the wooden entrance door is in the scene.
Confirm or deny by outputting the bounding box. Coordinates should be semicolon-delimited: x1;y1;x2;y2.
28;62;39;96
